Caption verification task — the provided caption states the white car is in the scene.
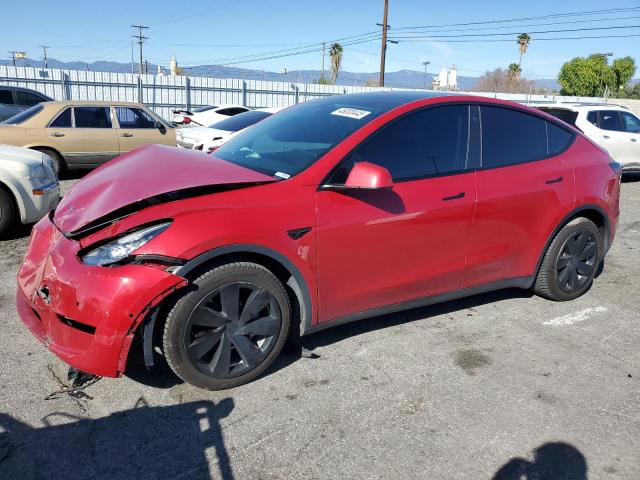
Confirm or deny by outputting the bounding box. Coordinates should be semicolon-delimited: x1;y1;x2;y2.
176;108;281;153
171;104;250;127
534;103;640;172
0;144;59;236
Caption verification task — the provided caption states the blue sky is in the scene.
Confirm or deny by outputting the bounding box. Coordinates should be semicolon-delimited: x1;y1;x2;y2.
2;0;639;78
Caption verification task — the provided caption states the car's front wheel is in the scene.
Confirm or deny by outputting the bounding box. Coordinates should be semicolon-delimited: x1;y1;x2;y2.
0;188;16;238
534;217;602;301
163;262;291;389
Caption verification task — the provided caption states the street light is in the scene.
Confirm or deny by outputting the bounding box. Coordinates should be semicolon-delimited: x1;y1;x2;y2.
422;61;430;89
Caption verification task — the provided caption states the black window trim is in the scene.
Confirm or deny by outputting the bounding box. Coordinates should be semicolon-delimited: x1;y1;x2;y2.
320;100;577;188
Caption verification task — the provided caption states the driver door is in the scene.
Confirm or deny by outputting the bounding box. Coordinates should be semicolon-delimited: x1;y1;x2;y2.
315;105;478;323
114;106;175;153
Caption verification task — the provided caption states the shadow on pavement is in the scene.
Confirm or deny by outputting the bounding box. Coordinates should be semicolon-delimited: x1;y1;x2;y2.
492;442;587;480
0;398;235;480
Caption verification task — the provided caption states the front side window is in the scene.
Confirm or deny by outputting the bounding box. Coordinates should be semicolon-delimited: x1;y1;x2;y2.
0;89;13;104
481;106;548;168
74;107;112;128
14;90;46;107
116;107;156;128
332;105;470;183
622;112;640;134
49;108;72;128
598;111;624;132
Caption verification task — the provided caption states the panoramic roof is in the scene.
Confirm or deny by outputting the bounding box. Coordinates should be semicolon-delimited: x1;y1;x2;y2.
312;90;458;112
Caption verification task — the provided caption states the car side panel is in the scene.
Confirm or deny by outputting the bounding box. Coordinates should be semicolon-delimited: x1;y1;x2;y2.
462;155;575;288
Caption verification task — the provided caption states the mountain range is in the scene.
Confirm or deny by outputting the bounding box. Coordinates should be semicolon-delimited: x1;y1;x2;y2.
0;57;566;91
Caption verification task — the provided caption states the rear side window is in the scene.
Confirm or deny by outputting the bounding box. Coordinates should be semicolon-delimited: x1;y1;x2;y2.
74;107;112;128
14;90;46;107
622;112;640;133
481;106;547;167
217;107;249;116
547;122;574;156
49;108;72;128
598;111;624;132
337;105;470;182
587;111;598;126
116;107;157;128
0;89;13;104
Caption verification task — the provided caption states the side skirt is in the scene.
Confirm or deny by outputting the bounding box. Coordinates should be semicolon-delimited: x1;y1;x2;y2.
301;276;534;336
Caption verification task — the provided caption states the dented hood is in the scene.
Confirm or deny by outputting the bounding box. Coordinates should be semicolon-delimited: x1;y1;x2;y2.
54;144;275;234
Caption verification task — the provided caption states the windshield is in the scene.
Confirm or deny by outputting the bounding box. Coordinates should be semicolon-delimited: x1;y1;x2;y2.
208;110;271;131
2;104;44;125
214;99;386;178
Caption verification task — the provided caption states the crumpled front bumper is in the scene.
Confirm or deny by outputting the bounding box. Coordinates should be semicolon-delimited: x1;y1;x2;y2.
16;216;186;377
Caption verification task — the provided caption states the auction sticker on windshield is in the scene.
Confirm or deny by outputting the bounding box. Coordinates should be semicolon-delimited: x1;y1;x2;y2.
331;108;371;120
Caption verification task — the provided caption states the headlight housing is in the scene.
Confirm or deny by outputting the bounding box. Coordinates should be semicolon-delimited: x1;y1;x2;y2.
81;222;171;266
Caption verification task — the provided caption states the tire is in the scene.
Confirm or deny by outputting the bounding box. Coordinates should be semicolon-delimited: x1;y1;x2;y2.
533;217;602;301
0;187;16;238
163;262;291;389
32;148;65;178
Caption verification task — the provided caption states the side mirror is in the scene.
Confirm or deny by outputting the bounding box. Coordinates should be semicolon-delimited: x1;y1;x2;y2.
154;121;165;130
343;162;393;189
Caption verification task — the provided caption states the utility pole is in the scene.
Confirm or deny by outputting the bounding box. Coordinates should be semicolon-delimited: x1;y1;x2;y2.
131;25;149;75
422;61;430;89
378;0;389;87
9;51;16;67
321;42;326;81
39;45;49;69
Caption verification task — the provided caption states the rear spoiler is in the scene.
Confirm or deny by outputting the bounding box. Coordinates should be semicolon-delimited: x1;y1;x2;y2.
172;109;193;116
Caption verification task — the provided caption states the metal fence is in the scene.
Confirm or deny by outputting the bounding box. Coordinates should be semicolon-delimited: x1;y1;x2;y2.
3;65;637;120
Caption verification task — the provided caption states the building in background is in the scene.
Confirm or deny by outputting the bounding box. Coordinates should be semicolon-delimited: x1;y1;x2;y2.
432;65;458;90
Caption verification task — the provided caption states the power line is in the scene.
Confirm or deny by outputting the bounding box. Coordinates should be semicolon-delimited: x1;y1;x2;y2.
131;24;149;75
394;33;640;43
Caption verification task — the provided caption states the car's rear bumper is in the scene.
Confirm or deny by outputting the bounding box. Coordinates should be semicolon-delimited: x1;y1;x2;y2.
16;216;186;377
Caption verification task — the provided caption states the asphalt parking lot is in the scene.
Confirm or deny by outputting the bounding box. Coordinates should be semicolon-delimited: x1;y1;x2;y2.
1;175;639;480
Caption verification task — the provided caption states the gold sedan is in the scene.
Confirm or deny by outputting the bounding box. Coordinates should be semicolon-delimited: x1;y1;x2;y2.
0;101;175;174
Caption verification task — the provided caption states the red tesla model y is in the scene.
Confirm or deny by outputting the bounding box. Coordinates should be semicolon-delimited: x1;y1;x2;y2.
16;92;621;389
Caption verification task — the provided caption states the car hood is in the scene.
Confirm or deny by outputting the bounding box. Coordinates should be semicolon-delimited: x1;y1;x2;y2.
0;144;46;167
53;144;275;235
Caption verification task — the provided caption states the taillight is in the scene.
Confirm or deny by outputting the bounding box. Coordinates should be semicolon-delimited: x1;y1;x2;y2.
206;146;219;154
183;117;191;125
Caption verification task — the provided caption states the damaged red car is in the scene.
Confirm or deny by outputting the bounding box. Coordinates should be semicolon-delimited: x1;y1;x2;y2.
17;92;621;389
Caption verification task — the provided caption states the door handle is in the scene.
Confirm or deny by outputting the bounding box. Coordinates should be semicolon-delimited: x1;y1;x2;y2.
545;176;564;185
631;138;637;143
603;135;611;140
51;132;64;137
442;192;465;201
120;133;133;137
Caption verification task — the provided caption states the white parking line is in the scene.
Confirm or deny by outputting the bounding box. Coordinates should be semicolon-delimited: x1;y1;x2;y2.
543;306;608;326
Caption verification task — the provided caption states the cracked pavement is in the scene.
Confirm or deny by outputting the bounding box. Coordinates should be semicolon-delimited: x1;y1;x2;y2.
0;175;639;479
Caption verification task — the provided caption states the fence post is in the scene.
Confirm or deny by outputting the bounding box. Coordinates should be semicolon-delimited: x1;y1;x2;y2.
242;80;247;107
291;84;299;104
137;75;143;103
185;76;191;110
61;71;71;100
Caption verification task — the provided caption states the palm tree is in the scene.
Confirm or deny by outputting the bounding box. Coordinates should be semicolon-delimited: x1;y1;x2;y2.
517;33;531;67
329;43;343;85
507;62;522;79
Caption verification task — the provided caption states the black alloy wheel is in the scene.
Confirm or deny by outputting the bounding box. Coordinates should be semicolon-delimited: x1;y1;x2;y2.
185;282;282;378
555;230;598;294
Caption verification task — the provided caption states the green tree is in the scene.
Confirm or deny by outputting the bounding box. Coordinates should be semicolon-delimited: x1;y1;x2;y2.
517;33;531;67
507;62;522;79
329;43;343;85
557;54;617;96
612;56;636;90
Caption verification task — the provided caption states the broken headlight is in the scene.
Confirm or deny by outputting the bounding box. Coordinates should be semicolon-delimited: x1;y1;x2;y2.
81;222;171;266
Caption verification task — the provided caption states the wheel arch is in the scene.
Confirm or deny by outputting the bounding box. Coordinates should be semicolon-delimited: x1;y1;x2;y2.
534;204;611;279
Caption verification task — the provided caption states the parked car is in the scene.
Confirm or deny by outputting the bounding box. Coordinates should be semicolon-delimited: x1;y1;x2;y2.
0;144;59;237
171;104;250;127
0;86;52;122
533;103;640;172
0;101;175;174
176;108;282;153
16;92;621;390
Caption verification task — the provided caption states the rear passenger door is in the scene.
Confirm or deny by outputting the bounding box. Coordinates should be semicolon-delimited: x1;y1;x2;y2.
462;105;576;289
621;111;640;167
588;110;628;163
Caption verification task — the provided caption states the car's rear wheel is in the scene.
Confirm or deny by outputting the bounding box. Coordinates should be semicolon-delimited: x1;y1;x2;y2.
163;262;291;389
0;187;16;238
534;217;602;301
